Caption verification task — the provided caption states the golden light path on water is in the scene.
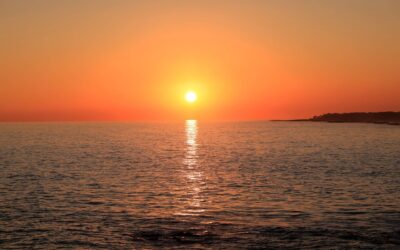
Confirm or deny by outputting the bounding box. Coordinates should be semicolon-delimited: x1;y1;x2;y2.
181;120;205;216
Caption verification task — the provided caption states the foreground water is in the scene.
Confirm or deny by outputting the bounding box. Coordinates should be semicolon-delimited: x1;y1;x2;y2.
0;121;399;249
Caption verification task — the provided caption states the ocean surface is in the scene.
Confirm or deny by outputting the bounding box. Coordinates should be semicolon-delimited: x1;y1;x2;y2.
0;121;399;249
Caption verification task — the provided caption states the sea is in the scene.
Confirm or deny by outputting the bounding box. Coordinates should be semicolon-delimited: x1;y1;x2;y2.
0;121;399;249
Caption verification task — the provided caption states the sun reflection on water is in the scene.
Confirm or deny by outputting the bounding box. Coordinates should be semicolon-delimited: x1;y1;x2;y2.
181;120;205;215
184;120;198;168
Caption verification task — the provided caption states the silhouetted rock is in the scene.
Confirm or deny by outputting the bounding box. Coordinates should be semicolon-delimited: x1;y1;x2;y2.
309;112;400;125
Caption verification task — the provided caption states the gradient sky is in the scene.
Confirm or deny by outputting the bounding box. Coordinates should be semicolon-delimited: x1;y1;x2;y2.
1;0;399;121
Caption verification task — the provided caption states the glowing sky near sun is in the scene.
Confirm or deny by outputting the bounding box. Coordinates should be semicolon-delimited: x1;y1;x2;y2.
1;0;399;121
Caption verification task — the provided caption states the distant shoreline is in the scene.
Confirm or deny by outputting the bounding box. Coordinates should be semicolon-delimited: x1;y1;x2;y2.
271;112;400;126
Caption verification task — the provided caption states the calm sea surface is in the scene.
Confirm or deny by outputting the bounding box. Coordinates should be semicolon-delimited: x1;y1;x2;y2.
0;121;399;249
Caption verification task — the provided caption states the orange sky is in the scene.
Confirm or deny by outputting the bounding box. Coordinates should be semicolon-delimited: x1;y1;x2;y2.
1;0;399;121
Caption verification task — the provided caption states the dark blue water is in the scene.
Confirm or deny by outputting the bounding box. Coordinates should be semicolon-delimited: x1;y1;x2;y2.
0;121;399;249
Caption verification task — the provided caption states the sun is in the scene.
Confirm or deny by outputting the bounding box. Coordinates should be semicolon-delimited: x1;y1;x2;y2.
185;91;197;103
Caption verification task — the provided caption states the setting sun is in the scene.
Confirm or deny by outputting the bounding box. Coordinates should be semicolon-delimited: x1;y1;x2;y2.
185;91;197;103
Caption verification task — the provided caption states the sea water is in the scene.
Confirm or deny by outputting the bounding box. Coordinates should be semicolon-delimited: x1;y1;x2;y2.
0;121;399;249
